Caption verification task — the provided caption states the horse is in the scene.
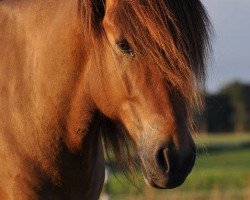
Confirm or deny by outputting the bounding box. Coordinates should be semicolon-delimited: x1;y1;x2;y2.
0;0;211;199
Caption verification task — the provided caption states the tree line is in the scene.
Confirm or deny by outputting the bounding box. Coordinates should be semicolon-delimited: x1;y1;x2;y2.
199;81;250;133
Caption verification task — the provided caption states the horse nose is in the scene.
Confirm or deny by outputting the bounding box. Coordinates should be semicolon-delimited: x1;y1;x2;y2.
155;147;171;174
154;142;196;188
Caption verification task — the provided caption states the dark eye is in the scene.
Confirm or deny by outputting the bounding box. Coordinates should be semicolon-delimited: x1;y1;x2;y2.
116;39;134;56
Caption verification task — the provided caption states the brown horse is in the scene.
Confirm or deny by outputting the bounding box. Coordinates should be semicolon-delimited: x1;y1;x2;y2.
0;0;211;199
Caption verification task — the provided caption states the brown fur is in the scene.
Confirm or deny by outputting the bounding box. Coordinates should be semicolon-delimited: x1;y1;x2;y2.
0;0;211;199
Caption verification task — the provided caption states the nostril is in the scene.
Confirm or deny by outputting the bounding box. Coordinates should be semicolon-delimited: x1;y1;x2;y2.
156;148;171;174
163;148;171;174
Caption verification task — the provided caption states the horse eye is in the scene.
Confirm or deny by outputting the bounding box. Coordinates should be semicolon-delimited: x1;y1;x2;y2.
116;39;134;56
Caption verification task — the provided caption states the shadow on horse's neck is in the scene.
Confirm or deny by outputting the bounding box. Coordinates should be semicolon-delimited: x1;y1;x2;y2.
59;112;105;198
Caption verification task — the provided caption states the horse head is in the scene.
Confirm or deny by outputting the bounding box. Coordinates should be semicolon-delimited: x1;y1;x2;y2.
68;0;211;189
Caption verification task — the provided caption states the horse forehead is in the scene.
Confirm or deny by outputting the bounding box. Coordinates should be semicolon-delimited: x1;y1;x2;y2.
103;3;120;41
103;12;115;32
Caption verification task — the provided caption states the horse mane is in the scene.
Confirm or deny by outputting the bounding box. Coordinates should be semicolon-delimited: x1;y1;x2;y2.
81;0;212;173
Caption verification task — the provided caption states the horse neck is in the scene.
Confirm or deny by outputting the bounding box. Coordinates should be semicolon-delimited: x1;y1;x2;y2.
0;0;103;198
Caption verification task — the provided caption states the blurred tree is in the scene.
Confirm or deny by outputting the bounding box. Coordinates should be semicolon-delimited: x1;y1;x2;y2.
221;81;250;133
203;81;250;133
205;93;233;132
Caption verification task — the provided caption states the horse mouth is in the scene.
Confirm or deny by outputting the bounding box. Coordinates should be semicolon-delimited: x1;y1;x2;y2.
140;161;185;189
147;178;184;189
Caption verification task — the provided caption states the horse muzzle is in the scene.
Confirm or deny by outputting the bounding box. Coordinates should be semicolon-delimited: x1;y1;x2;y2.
139;138;196;189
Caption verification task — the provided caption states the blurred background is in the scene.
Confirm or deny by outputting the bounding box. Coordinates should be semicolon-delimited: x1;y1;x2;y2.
101;1;250;199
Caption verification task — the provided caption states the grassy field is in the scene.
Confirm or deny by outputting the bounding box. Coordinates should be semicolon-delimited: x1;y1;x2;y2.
101;134;250;200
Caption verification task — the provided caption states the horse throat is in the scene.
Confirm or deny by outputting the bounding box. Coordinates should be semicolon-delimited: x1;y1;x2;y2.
60;112;105;199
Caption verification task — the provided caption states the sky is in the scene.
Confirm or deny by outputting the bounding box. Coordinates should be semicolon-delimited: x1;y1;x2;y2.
202;0;250;93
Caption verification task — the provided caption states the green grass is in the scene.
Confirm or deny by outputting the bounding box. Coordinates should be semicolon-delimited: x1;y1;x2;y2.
194;133;250;146
182;149;250;190
101;134;250;200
